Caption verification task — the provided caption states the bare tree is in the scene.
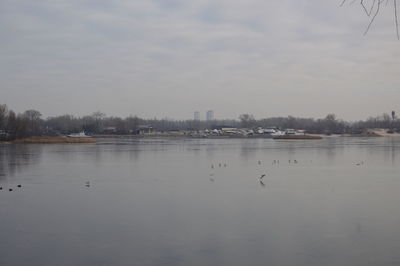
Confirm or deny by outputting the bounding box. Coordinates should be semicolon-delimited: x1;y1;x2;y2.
239;114;256;128
23;109;42;136
0;104;8;131
341;0;399;39
91;111;106;133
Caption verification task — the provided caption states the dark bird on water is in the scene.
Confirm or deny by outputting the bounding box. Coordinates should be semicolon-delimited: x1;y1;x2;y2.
9;188;13;191
17;185;22;188
0;187;2;190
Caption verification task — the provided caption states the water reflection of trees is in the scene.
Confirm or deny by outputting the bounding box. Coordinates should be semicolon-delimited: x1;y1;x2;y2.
0;144;42;180
382;137;399;166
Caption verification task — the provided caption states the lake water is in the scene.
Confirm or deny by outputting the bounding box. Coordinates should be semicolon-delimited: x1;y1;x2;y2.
1;137;400;266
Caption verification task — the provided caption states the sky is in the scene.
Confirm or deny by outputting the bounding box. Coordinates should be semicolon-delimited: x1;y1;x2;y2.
1;0;400;121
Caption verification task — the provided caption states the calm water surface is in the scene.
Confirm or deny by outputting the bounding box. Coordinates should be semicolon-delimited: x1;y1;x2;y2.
1;137;400;266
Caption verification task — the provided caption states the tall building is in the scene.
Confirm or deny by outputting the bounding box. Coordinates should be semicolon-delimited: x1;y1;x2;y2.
194;111;200;121
206;110;214;121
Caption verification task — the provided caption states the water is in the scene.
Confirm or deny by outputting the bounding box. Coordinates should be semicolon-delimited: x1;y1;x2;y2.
1;137;400;266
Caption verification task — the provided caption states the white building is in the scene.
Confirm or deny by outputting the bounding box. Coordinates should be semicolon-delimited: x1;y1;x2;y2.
194;111;200;121
206;110;214;121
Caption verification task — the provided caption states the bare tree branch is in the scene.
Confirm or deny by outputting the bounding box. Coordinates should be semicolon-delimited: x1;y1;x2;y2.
361;0;376;16
341;0;399;39
364;0;382;35
361;0;378;16
395;0;400;39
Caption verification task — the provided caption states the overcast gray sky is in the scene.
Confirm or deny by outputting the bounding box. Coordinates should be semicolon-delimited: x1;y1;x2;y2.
1;0;399;120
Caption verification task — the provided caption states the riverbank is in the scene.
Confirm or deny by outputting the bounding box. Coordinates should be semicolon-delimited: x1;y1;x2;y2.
5;130;397;142
12;136;96;144
370;129;400;137
273;135;323;140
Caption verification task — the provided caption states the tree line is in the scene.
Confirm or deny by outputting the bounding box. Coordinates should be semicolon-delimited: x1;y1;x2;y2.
1;103;399;141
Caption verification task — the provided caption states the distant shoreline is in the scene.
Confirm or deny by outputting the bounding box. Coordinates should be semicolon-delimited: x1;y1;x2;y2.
10;136;96;144
2;132;400;144
273;135;322;140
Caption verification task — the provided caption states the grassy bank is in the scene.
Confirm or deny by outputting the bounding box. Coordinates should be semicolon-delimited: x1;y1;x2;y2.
13;136;96;144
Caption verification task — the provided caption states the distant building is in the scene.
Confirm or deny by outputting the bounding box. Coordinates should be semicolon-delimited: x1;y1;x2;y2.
206;110;214;121
194;111;200;121
103;127;117;134
131;125;154;135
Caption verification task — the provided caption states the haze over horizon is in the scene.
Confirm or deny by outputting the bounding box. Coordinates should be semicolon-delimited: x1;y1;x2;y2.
1;0;400;121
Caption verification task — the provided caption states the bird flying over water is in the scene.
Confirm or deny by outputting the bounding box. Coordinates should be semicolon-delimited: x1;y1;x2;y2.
259;174;266;179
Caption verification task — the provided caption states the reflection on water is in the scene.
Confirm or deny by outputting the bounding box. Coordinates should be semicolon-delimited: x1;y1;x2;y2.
0;137;400;266
0;144;42;180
